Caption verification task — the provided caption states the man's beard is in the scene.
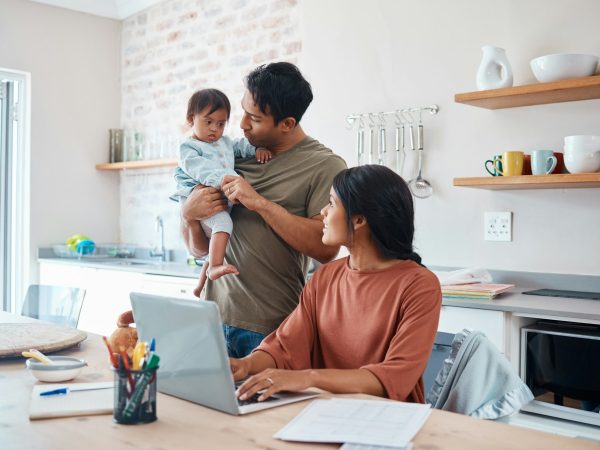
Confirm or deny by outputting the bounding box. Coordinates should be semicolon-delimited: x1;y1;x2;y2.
245;133;275;150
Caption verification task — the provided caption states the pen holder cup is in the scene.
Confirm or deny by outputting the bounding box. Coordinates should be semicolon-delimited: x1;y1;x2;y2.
113;367;158;425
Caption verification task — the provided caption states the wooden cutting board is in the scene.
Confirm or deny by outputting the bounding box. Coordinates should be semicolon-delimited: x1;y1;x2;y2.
0;323;87;358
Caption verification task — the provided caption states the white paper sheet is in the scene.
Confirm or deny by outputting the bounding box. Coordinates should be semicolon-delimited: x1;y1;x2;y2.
29;381;114;419
273;398;430;447
433;267;493;286
340;443;412;450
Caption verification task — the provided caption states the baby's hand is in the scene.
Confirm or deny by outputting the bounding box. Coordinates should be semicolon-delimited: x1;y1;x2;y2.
255;148;272;164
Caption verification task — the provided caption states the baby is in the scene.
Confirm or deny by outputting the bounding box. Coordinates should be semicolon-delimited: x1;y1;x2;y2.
172;88;271;296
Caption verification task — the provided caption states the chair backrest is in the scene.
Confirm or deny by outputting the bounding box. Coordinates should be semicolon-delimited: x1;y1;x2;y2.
425;329;534;419
21;285;86;328
423;331;455;396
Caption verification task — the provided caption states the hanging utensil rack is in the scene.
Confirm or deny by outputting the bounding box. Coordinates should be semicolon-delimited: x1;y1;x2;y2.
345;105;439;172
345;104;439;127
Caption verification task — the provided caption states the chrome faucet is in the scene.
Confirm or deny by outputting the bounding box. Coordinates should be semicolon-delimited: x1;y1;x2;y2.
150;215;166;261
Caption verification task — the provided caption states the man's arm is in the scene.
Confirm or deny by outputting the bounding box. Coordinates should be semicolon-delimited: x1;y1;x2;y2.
221;176;339;263
180;186;228;257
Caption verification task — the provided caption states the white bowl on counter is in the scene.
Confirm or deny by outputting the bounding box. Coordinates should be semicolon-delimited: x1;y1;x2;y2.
26;356;87;382
530;54;599;83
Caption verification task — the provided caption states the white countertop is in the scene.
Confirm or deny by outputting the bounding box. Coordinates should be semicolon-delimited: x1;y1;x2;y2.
38;257;202;279
39;257;600;322
443;288;600;322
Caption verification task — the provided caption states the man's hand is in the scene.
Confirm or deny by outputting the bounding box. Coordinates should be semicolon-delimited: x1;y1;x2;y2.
221;175;265;211
229;357;251;381
182;185;227;222
255;148;272;164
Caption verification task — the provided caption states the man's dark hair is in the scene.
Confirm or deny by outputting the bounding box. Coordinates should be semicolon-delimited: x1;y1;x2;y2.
333;165;423;265
245;62;313;125
186;88;231;124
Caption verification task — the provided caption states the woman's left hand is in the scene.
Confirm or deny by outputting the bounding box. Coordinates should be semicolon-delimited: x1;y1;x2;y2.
237;369;312;402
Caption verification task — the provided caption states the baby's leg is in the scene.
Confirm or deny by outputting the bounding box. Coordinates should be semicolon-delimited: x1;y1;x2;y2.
207;232;239;280
193;262;209;298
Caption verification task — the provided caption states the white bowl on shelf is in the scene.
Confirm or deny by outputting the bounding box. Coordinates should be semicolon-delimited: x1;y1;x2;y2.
530;54;599;83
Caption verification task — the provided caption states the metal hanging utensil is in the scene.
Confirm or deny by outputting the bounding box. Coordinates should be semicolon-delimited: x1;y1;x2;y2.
394;111;406;176
367;113;375;164
356;117;365;166
378;112;386;165
408;111;433;199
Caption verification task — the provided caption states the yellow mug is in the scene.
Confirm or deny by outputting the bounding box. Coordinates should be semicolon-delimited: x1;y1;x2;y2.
494;151;524;176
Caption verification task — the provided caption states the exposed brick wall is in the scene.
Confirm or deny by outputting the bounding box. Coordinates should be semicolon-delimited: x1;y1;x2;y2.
119;0;301;250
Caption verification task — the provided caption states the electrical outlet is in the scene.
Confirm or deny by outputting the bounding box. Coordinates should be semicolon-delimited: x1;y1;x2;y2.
484;212;512;242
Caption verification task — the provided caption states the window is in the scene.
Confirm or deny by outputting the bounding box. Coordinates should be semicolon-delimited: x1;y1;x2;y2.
1;69;30;312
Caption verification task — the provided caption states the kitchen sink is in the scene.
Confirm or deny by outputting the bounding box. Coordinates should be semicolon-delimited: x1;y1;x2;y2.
96;259;162;267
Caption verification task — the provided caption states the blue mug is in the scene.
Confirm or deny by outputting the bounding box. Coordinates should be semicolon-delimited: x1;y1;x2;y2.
485;155;503;176
531;150;557;175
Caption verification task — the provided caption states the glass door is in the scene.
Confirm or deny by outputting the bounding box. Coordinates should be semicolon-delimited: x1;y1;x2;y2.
0;71;29;312
0;79;12;311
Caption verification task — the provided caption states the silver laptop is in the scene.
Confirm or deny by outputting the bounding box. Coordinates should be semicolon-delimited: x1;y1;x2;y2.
130;292;318;415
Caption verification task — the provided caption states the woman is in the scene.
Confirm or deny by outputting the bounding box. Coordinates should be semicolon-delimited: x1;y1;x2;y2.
232;165;442;403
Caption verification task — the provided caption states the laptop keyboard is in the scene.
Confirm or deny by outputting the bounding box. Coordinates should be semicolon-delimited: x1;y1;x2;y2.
235;380;279;406
237;392;278;406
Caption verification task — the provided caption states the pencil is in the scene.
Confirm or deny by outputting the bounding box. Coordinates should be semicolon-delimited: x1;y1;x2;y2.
119;348;135;391
101;336;119;368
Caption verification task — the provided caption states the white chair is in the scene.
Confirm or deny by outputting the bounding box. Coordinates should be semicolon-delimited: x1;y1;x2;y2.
21;285;86;328
426;329;534;419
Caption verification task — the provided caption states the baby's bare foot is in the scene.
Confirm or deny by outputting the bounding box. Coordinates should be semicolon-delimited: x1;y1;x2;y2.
208;264;239;281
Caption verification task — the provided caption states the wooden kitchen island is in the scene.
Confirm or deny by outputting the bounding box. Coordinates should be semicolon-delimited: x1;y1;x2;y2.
1;312;598;450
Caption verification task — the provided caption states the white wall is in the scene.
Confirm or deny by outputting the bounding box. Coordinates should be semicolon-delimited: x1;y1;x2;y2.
0;0;121;282
298;0;600;275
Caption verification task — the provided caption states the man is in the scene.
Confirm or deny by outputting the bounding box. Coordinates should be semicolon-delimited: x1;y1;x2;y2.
180;62;347;357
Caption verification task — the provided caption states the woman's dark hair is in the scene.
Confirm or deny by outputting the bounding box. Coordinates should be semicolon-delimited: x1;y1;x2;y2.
245;62;313;125
186;88;231;124
332;165;422;265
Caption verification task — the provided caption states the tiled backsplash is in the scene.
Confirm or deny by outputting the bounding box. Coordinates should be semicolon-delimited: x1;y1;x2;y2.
119;0;301;250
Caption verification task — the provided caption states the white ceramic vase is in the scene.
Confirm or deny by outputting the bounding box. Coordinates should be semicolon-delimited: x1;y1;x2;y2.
476;45;513;90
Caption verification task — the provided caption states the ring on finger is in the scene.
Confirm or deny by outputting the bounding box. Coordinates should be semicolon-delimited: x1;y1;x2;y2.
266;377;274;386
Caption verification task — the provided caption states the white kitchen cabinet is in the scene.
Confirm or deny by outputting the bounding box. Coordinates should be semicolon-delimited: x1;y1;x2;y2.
138;274;199;301
39;263;88;290
39;262;143;336
77;268;143;336
437;305;509;354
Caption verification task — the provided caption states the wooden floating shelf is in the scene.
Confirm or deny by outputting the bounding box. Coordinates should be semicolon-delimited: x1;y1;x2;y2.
453;173;600;190
96;158;178;170
455;75;600;109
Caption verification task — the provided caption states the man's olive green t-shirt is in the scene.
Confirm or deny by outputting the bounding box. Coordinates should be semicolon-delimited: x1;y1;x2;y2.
205;136;347;335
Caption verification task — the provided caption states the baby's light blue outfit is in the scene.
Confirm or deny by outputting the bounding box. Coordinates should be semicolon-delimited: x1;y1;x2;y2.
171;136;256;236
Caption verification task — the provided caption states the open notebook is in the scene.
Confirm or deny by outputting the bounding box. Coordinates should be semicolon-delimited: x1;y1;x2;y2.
29;382;114;420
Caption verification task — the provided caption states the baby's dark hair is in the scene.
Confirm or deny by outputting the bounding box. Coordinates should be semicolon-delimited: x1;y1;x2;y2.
186;89;231;125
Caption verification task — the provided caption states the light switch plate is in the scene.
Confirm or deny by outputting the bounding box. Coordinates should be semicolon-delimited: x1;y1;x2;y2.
484;211;512;242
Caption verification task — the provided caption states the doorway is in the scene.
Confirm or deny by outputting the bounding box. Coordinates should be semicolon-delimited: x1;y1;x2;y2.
0;69;30;312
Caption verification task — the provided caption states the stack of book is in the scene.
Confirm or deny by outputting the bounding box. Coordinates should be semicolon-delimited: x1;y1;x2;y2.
442;283;514;300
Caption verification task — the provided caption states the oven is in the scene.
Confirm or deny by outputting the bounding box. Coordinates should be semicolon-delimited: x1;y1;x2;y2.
520;322;600;426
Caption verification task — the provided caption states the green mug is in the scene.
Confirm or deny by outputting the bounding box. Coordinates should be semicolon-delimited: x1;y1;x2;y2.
485;155;503;176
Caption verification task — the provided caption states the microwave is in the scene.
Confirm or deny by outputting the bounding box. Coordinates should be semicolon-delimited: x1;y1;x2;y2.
520;322;600;426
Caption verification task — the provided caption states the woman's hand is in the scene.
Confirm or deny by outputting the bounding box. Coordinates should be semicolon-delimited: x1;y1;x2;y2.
236;369;313;402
